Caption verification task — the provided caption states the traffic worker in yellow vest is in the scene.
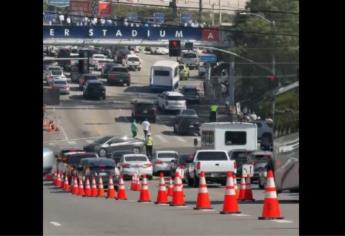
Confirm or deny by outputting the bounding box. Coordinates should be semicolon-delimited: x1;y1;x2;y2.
209;104;218;122
145;133;153;158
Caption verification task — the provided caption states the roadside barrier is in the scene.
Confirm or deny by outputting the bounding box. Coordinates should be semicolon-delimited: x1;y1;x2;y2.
138;175;151;202
155;172;169;205
194;171;212;210
220;171;241;214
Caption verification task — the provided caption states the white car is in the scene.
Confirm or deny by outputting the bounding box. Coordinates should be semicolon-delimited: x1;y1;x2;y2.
46;68;66;84
90;54;107;66
180;50;199;70
49;78;70;94
157;91;187;112
126;54;142;71
152;151;179;175
155;47;169;55
118;154;153;180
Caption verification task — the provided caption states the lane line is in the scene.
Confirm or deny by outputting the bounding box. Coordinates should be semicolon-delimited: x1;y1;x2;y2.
85;140;93;144
155;134;168;143
50;221;61;227
174;136;186;142
272;219;294;223
233;213;250;216
68;141;77;145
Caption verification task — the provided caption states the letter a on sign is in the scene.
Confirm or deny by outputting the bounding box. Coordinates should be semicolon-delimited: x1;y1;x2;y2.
202;29;219;41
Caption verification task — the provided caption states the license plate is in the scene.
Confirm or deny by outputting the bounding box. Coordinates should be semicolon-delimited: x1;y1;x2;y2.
99;172;107;176
143;110;148;113
189;125;194;128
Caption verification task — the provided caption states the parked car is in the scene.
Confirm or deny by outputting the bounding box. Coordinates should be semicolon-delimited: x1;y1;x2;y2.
90;54;107;67
126;54;142;71
143;47;151;54
228;149;254;178
83;135;145;157
83;80;106;100
170;153;194;179
117;154;153;180
152;151;178;176
173;115;201;136
44;65;64;82
252;120;273;150
179;51;199;70
250;151;273;188
131;99;157;123
180;85;201;104
155;47;169;55
94;58;114;71
77;158;117;189
50;78;70;94
45;68;66;84
64;152;99;177
157;91;186;112
43;147;54;177
109;150;135;165
101;63;119;78
178;64;190;80
79;74;98;90
107;65;131;86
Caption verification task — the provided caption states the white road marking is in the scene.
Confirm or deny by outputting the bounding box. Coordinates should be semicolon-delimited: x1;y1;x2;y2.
68;141;77;145
196;209;216;212
56;118;69;141
174;136;186;142
233;214;250;216
85;140;93;144
155;134;168;143
272;219;294;223
50;221;61;227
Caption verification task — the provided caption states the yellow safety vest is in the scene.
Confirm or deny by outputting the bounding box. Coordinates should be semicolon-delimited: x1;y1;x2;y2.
210;105;218;112
146;136;153;146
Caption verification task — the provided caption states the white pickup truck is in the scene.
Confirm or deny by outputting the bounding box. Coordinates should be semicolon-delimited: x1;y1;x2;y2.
184;150;235;187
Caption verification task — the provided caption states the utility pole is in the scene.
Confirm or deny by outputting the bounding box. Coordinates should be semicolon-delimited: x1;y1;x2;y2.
219;0;222;25
199;0;202;23
211;4;215;26
228;40;235;121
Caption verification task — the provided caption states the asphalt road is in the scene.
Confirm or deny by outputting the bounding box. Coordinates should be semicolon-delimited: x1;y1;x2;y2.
44;178;298;236
43;52;299;235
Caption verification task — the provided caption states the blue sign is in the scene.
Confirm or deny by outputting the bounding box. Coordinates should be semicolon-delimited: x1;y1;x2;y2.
199;54;217;63
43;26;204;41
181;13;193;24
47;0;70;7
153;12;165;24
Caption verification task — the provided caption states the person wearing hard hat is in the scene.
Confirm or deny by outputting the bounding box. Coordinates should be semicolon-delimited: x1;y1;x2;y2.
209;103;218;122
145;133;153;159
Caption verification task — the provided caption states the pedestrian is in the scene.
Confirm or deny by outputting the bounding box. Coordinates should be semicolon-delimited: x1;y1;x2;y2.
131;119;138;138
209;103;218;122
145;133;153;158
142;118;151;139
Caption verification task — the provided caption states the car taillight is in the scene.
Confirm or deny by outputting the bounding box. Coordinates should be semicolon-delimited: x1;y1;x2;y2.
196;162;201;170
122;163;130;168
145;163;152;167
155;160;162;164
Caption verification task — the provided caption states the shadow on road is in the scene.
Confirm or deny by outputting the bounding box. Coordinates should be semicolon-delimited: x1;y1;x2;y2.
161;130;175;136
115;116;131;123
124;85;152;93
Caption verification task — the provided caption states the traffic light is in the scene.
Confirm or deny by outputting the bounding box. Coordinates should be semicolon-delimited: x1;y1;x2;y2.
169;40;181;57
185;42;193;50
78;50;89;74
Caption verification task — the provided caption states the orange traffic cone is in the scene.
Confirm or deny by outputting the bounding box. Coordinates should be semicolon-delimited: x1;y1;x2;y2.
58;172;64;188
170;172;185;206
107;176;117;199
155;172;169;204
98;176;105;197
91;176;98;197
117;175;127;200
258;170;284;220
238;175;247;200
234;175;239;199
131;173;141;191
56;172;62;187
72;176;79;195
167;177;174;197
220;171;241;214
53;171;58;186
78;177;85;196
84;177;92;197
138;175;151;202
194;172;212;210
63;174;70;191
243;176;255;201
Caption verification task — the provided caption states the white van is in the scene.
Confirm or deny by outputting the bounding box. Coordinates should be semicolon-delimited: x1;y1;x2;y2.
150;60;180;92
200;122;258;153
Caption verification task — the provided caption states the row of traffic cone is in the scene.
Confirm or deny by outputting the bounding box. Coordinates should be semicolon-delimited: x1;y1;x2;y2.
52;169;283;220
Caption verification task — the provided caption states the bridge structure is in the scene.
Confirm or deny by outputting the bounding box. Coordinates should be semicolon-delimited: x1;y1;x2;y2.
43;25;230;47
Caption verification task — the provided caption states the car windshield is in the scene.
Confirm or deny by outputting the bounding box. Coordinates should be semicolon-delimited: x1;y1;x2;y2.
230;152;251;164
183;53;197;58
251;154;271;163
182;117;199;123
179;155;193;164
51;70;62;75
154;70;170;76
167;96;185;101
94;136;112;144
158;153;178;159
128;57;140;62
54;80;67;85
181;109;196;115
197;152;228;161
88;83;103;88
125;156;148;162
85;75;97;80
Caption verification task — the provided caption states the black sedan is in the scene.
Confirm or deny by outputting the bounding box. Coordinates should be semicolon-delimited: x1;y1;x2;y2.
84;135;145;157
173;115;200;136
